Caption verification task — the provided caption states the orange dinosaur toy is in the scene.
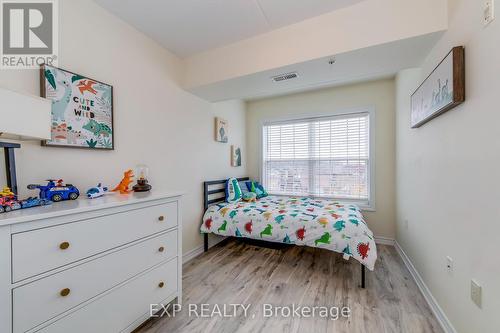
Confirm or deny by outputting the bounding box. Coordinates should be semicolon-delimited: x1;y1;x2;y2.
112;169;134;194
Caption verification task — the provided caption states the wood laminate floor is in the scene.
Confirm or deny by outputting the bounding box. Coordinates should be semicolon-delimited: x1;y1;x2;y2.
137;239;443;333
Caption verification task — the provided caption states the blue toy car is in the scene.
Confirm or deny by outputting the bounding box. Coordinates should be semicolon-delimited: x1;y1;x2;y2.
27;180;80;202
20;197;52;209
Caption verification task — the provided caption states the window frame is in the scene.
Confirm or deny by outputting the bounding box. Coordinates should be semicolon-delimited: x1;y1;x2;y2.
259;107;376;211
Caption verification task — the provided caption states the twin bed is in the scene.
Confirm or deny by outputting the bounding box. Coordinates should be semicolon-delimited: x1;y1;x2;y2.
200;177;377;288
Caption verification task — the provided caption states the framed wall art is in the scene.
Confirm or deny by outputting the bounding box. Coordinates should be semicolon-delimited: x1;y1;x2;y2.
214;117;228;143
411;46;465;128
40;65;114;149
231;145;241;167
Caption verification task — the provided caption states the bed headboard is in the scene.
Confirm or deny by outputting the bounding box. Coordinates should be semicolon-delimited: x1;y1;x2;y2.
203;177;249;211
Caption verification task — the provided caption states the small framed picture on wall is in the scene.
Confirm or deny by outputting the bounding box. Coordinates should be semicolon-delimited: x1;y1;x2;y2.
215;117;228;143
231;145;242;167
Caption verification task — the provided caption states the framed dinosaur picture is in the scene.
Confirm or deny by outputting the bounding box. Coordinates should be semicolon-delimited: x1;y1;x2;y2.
40;65;114;149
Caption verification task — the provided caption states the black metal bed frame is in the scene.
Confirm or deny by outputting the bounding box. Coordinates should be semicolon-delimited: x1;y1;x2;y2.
202;177;366;288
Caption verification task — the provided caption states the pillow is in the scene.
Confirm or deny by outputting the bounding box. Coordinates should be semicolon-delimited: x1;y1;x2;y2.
242;192;257;202
225;178;242;203
239;180;250;195
245;180;268;199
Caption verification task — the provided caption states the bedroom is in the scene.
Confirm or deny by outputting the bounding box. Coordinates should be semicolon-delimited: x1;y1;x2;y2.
0;0;497;332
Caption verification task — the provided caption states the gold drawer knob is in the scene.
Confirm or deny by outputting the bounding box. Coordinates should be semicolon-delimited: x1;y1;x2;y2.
158;216;165;222
158;281;164;288
59;242;70;250
158;246;165;253
60;288;71;297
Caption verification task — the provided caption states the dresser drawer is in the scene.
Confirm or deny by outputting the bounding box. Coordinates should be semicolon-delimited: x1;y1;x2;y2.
13;229;177;333
12;201;177;282
36;258;178;333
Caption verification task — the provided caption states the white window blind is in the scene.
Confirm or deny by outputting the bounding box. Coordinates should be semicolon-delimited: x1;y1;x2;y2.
262;112;371;204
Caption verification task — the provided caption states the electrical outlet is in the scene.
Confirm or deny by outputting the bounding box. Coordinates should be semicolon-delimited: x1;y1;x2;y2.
471;280;482;308
484;0;495;26
446;256;453;273
404;219;409;229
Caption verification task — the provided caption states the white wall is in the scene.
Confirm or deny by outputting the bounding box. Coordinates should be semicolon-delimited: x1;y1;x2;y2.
0;0;246;254
246;79;396;239
395;1;500;332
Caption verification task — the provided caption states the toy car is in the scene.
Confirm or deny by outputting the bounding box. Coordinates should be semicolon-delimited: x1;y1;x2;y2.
0;195;21;213
20;197;52;209
86;183;108;199
0;186;15;197
27;180;80;202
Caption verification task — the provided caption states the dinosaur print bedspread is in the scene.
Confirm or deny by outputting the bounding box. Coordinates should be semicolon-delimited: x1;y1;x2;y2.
201;196;377;270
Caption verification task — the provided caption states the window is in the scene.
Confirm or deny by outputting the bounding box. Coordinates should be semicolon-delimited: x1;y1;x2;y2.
262;111;373;207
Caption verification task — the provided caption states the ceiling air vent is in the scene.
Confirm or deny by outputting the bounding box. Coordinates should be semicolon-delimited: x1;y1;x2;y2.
271;72;299;82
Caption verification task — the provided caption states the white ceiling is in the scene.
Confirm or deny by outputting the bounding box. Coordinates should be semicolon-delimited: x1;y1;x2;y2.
188;32;443;102
94;0;365;57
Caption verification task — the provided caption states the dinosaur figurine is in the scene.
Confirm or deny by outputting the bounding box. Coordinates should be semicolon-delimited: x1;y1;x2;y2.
112;169;134;194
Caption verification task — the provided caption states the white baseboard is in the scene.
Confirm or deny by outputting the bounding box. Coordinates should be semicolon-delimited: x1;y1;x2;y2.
394;242;457;333
374;236;395;246
182;245;204;264
182;236;227;264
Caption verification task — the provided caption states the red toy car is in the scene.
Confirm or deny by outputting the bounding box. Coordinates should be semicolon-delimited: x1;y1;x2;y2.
0;195;21;213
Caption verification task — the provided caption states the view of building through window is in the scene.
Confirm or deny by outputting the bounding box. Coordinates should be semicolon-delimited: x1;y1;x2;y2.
262;113;370;203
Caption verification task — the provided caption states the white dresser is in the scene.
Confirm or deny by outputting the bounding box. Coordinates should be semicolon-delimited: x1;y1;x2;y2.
0;192;182;333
